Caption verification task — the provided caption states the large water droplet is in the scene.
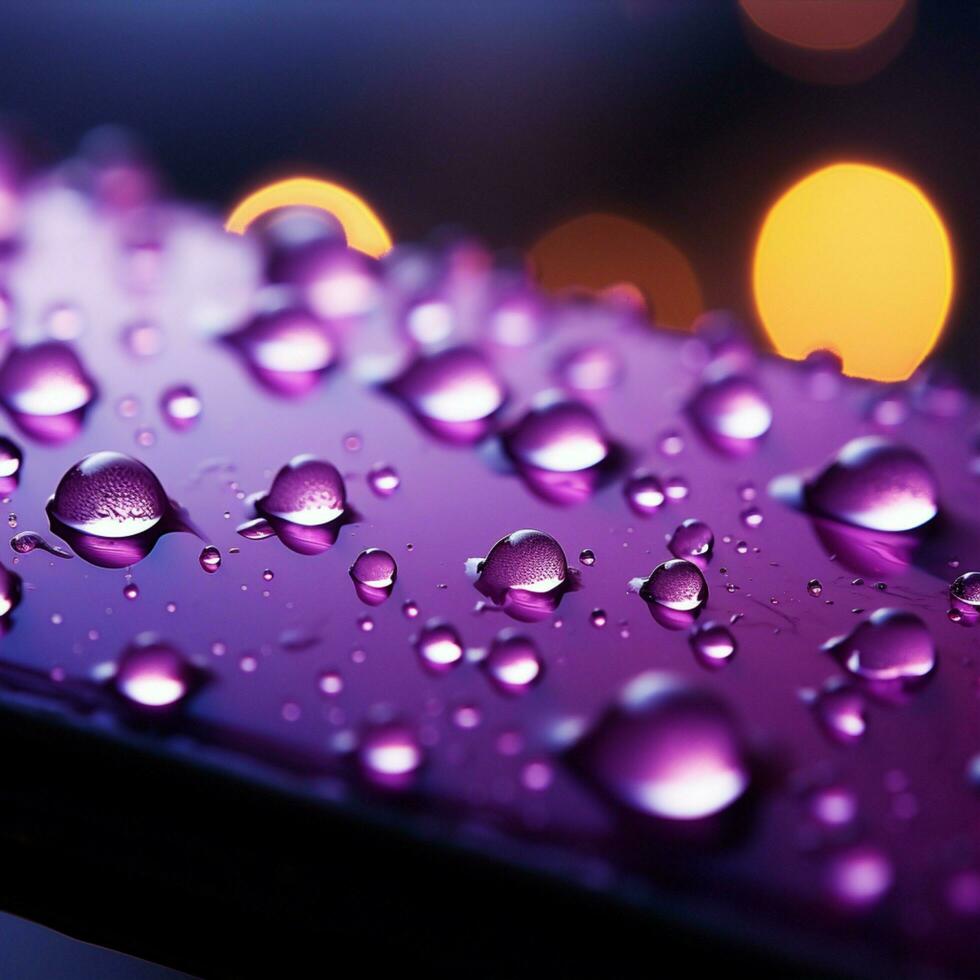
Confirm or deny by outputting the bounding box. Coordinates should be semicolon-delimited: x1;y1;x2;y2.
640;559;708;612
50;451;167;538
416;620;464;673
0;341;97;444
573;672;750;820
259;455;346;527
113;636;199;709
825;609;936;684
483;631;543;694
805;437;939;532
476;528;567;596
506;397;609;473
951;572;980;607
689;373;772;452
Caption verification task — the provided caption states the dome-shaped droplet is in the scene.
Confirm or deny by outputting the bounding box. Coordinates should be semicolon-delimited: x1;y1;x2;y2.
0;435;22;481
367;462;400;497
690;622;736;666
50;452;168;538
557;344;623;392
260;455;346;526
811;679;867;744
826;609;936;683
350;548;397;588
199;545;221;573
507;398;609;473
825;845;893;910
805;437;939;532
394;347;505;424
668;519;714;561
951;572;980;607
575;672;750;820
579;548;596;566
114;637;197;708
416;620;464;673
0;561;22;617
483;632;543;694
477;529;567;596
160;384;202;430
358;723;423;789
624;472;665;514
689;374;772;444
641;559;708;612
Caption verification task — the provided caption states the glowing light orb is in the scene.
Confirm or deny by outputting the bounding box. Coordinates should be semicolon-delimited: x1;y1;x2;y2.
529;213;703;330
225;177;393;259
753;163;953;383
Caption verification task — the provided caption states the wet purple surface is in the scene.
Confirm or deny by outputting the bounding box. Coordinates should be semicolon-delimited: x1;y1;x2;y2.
1;208;980;976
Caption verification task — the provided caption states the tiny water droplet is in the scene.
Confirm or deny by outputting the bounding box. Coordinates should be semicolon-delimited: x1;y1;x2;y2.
121;319;165;358
740;506;763;528
318;670;343;696
579;548;596;566
358;723;423;789
557;344;623;392
123;582;139;600
807;579;823;597
825;845;893;910
114;636;197;708
690;622;736;667
590;608;607;628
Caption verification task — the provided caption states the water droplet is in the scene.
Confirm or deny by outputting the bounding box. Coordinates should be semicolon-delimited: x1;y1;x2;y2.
318;670;343;696
123;582;139;600
579;548;596;566
825;609;935;684
658;430;684;456
805;437;939;532
259;455;346;526
690;622;736;667
473;529;569;619
689;373;772;451
358;723;423;789
668;519;714;562
810;784;858;827
482;631;543;694
573;672;750;820
556;344;623;392
367;462;400;497
741;506;763;528
664;476;689;501
47;451;195;568
640;559;707;612
44;302;86;341
9;530;72;559
825;845;893;910
224;308;336;397
121;319;165;358
506;397;609;473
391;347;505;440
590;608;607;628
951;572;980;607
0;561;22;617
807;579;823;597
0;341;97;444
0;435;23;490
416;620;464;673
624;472;664;514
160;384;202;431
349;548;397;605
199;545;221;573
50;451;167;537
402;599;419;619
113;636;198;709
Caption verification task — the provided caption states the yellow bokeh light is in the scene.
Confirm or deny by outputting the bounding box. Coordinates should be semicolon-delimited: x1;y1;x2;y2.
753;163;953;382
225;177;393;259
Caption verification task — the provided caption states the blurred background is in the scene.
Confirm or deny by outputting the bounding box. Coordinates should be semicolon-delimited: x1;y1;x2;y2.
0;1;977;975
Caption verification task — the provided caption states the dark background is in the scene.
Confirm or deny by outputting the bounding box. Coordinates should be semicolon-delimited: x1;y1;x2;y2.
1;1;977;378
0;3;977;976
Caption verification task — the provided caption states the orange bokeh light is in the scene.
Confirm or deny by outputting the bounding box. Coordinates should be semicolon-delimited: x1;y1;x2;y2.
225;177;393;259
529;213;703;329
753;162;953;383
